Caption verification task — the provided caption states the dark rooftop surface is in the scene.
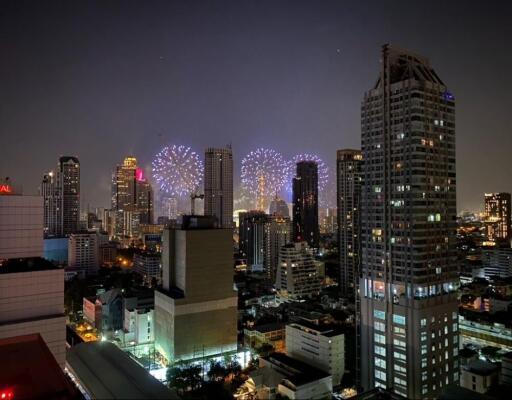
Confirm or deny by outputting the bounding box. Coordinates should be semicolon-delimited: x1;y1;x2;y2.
464;360;500;376
288;318;345;337
67;341;177;399
263;352;330;386
438;384;495;400
0;333;81;400
248;322;285;333
0;257;60;274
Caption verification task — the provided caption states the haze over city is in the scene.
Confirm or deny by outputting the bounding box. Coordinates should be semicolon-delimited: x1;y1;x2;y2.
1;0;511;211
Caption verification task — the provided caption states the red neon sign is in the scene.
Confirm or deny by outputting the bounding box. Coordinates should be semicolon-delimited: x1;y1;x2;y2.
0;185;12;194
0;388;14;399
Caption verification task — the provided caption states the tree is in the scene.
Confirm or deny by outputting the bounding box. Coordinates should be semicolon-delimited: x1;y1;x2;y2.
207;360;227;382
256;343;274;357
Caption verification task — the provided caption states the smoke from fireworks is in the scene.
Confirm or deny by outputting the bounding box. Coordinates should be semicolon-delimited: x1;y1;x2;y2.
241;148;290;209
152;145;203;197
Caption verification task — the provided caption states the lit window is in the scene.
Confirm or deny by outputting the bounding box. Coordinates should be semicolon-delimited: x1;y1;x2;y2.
374;310;386;320
393;314;406;325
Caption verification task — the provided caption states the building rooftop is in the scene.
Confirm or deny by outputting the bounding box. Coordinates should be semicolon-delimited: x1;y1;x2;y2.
247;322;285;333
67;341;177;399
464;360;500;376
350;387;407;399
262;352;330;386
0;333;81;400
438;384;495;400
0;257;60;274
288;319;344;337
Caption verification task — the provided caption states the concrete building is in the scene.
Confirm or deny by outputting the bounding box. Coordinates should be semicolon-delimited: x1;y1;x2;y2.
460;360;499;394
481;248;512;279
154;216;237;362
359;45;459;398
263;215;291;282
248;352;332;400
68;231;100;277
124;307;154;345
133;250;161;284
244;323;286;353
269;196;290;218
239;210;267;272
111;156;154;237
501;352;512;386
286;321;345;386
66;341;176;399
41;156;80;237
276;242;321;298
292;161;319;249
204;147;233;228
0;259;65;367
484;193;511;245
336;149;362;298
0;190;43;260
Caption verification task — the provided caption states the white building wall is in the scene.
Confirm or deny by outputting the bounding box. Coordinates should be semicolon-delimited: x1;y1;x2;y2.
0;195;43;259
286;323;345;385
0;268;65;366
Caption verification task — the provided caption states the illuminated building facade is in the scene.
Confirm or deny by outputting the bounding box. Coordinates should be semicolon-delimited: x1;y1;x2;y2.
336;149;362;298
484;192;511;245
263;215;292;282
204;147;233;228
41;156;80;237
154;216;237;362
68;232;100;278
359;45;459;398
111;157;153;237
276;242;320;298
292;161;319;249
239;210;267;271
269;196;290;218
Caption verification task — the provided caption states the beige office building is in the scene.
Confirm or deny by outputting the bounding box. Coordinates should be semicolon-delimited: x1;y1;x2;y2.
155;216;237;362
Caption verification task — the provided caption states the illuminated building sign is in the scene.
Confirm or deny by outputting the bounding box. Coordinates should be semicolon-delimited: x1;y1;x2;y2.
136;168;144;182
0;185;12;194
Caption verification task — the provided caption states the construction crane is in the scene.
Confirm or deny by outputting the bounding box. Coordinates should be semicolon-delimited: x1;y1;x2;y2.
190;193;204;215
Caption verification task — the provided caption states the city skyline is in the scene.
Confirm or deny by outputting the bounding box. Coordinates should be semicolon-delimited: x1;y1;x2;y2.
1;0;511;212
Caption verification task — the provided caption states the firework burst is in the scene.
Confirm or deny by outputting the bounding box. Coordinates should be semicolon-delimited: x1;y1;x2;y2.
152;145;203;197
291;153;329;192
241;148;290;209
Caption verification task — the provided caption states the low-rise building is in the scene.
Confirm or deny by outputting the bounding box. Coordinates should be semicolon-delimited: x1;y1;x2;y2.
68;231;100;278
0;258;65;367
286;320;345;385
461;360;499;394
276;242;321;299
133;250;161;285
244;323;286;353
124;307;154;345
247;352;332;400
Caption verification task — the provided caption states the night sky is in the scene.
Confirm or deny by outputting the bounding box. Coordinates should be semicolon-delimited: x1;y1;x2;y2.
1;0;510;212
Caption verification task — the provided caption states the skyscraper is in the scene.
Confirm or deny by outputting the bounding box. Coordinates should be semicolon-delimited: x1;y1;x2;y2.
359;45;458;398
154;215;237;362
336;149;362;298
264;214;291;282
111;157;153;237
204;147;233;228
41;156;80;237
484;192;511;245
292;161;319;249
269;196;290;218
239;210;267;271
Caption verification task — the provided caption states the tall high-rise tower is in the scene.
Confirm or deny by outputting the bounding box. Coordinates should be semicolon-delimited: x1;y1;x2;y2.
336;149;362;298
154;215;237;362
292;161;319;249
484;192;511;245
111;157;153;236
359;45;459;398
41;156;80;237
204;147;233;228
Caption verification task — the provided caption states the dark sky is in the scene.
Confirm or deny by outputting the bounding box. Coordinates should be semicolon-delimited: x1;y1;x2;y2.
1;0;510;212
